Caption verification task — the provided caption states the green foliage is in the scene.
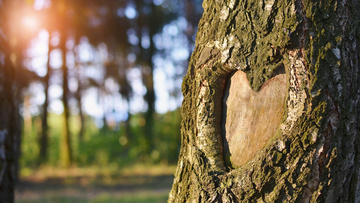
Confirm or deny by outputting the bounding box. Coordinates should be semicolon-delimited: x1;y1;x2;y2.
21;118;41;168
92;193;168;203
152;110;181;163
16;192;168;203
20;109;181;170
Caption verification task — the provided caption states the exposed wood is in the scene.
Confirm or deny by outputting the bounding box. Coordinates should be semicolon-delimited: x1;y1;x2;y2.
223;70;287;168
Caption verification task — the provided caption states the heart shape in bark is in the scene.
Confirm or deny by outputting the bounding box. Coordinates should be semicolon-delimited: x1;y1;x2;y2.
222;70;287;168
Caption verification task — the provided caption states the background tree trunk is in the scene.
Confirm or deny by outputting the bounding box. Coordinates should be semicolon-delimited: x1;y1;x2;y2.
39;36;53;164
135;1;157;155
0;2;21;202
169;0;360;202
60;34;72;168
0;41;20;203
74;52;85;143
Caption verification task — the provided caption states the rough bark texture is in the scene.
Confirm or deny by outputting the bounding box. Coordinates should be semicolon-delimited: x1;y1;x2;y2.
169;0;360;202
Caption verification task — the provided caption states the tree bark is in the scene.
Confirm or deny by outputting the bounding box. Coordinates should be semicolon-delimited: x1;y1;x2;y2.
169;0;360;202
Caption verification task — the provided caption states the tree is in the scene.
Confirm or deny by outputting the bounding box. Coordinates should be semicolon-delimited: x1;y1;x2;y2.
0;0;34;201
0;9;19;203
169;0;360;202
133;0;181;155
39;32;53;164
59;32;73;167
41;0;97;166
0;39;18;203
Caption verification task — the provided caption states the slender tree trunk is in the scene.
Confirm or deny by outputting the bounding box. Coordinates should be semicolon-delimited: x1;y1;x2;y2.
123;93;132;148
143;2;158;155
23;93;32;137
144;2;156;154
114;51;133;148
135;1;157;154
73;45;86;143
39;35;52;164
143;62;155;154
76;89;85;142
74;59;85;143
169;0;360;202
60;34;72;167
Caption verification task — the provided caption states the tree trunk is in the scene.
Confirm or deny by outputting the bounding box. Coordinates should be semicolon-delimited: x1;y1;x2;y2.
0;3;21;202
135;1;157;154
60;34;72;168
169;0;360;202
143;57;155;154
74;56;85;143
0;51;19;203
23;93;33;138
39;35;52;164
122;89;132;148
76;87;85;143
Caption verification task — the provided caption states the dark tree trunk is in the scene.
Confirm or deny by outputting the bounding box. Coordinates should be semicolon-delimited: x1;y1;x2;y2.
135;1;157;154
143;46;156;154
0;3;21;202
39;36;52;164
169;0;360;202
122;86;132;148
60;34;72;167
144;2;157;154
74;59;85;143
0;44;19;203
125;97;132;145
76;88;85;143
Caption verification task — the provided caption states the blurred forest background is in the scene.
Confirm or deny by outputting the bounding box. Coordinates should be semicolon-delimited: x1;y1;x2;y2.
0;0;203;201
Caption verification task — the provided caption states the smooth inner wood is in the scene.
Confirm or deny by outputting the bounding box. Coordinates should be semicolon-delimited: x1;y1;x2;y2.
222;70;287;168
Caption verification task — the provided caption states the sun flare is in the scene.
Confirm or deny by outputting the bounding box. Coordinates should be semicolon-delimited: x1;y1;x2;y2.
22;15;40;32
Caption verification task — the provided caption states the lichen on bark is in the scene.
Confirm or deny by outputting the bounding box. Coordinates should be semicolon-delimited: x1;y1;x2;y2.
169;0;360;202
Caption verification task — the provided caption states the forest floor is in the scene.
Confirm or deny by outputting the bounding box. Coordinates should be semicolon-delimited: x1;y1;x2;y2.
15;164;176;203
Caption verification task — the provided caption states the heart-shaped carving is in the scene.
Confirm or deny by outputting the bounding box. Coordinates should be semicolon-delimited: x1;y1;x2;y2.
222;70;287;168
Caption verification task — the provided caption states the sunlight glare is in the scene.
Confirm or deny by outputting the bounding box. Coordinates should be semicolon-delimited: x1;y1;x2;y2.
34;0;49;10
22;15;39;32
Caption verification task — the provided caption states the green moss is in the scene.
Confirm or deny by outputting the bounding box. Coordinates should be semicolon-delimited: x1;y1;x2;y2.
196;0;300;91
272;151;283;165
